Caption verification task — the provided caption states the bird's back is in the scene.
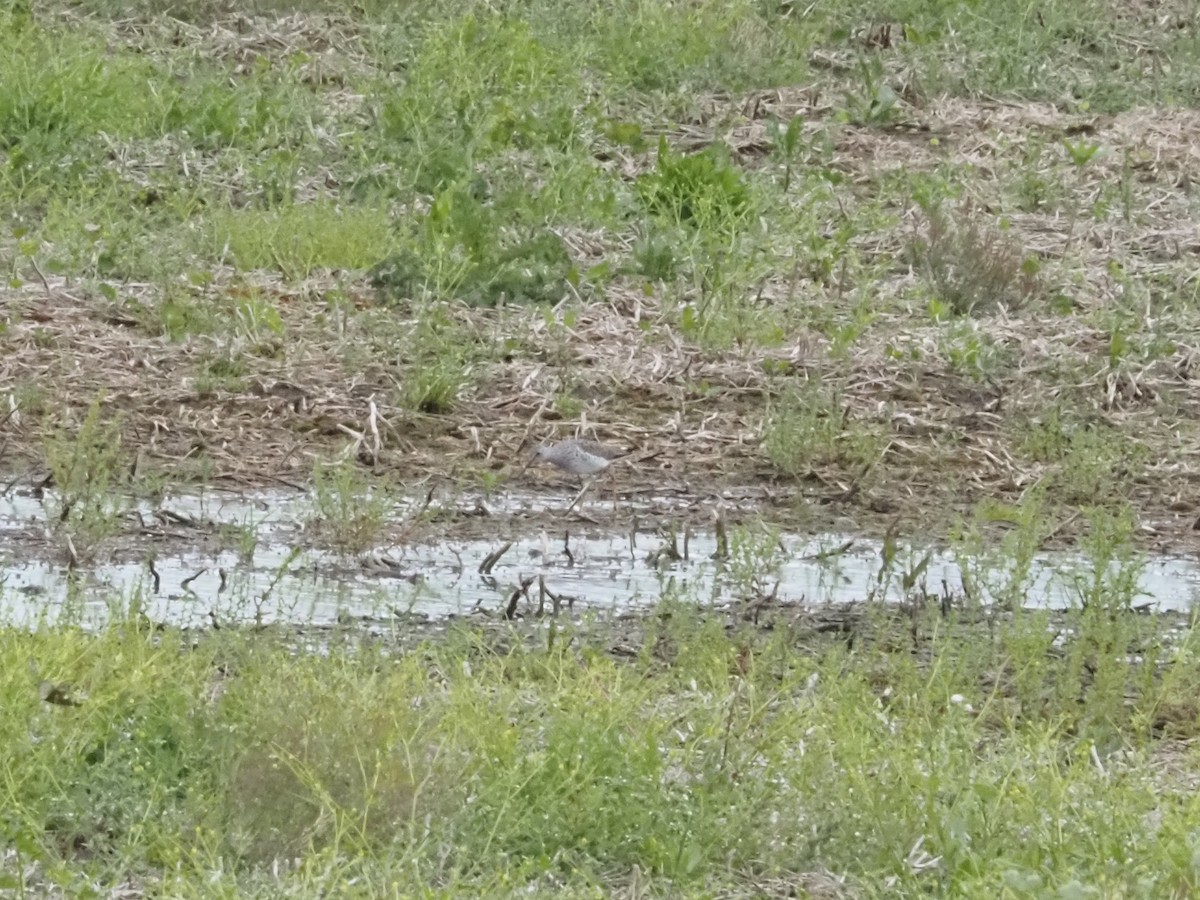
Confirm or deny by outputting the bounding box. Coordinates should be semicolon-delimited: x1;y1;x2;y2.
537;438;624;476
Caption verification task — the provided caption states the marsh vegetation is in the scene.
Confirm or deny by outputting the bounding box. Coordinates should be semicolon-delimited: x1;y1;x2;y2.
3;0;1200;894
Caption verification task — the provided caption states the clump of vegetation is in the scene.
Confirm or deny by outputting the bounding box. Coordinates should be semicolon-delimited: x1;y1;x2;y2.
907;203;1043;316
42;397;130;556
370;184;574;307
195;352;249;395
402;359;466;414
763;381;886;476
6;584;1200;895
637;138;752;232
307;459;394;553
1018;404;1149;507
373;14;585;194
395;307;480;414
838;56;902;127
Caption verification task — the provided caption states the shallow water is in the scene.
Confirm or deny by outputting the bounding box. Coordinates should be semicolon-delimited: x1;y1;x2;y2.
1;486;1197;627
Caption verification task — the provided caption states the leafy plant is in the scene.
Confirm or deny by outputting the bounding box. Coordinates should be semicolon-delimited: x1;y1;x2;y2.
1063;505;1144;611
940;321;1011;380
307;459;393;554
42;397;129;554
838;57;900;127
637;138;752;233
1062;138;1103;169
769;115;805;193
128;287;221;341
370;183;573;307
763;381;885;476
233;289;285;344
721;523;785;599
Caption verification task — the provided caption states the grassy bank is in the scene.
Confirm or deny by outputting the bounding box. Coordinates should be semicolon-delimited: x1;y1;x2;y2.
5;598;1200;897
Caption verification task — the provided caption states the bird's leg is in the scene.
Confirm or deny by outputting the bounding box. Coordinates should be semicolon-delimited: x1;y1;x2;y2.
605;468;619;511
564;477;592;513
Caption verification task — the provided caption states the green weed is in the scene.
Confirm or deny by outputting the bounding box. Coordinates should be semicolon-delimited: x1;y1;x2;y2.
307;458;393;554
396;307;479;414
372;14;584;194
370;183;574;307
721;522;785;599
8;381;48;417
763;380;886;476
628;227;684;282
215;521;260;561
838;56;901;127
952;488;1053;611
42;397;129;556
638;138;752;234
195;352;248;395
126;287;222;342
1019;405;1148;507
939;321;1012;381
1066;505;1144;612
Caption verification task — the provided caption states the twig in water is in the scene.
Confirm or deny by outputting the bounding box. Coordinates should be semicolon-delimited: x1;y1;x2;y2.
181;567;206;593
396;487;436;543
538;575;567;615
801;540;855;563
564;480;591;513
503;576;536;620
64;535;79;569
479;541;513;575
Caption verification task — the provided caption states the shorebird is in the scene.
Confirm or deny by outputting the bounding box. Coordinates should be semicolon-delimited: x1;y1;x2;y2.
523;438;629;511
534;438;627;479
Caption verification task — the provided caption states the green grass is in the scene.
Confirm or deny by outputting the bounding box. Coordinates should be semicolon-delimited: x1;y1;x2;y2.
8;0;1195;290
306;457;395;553
41;397;131;557
208;202;397;276
764;380;887;476
4;595;1200;896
